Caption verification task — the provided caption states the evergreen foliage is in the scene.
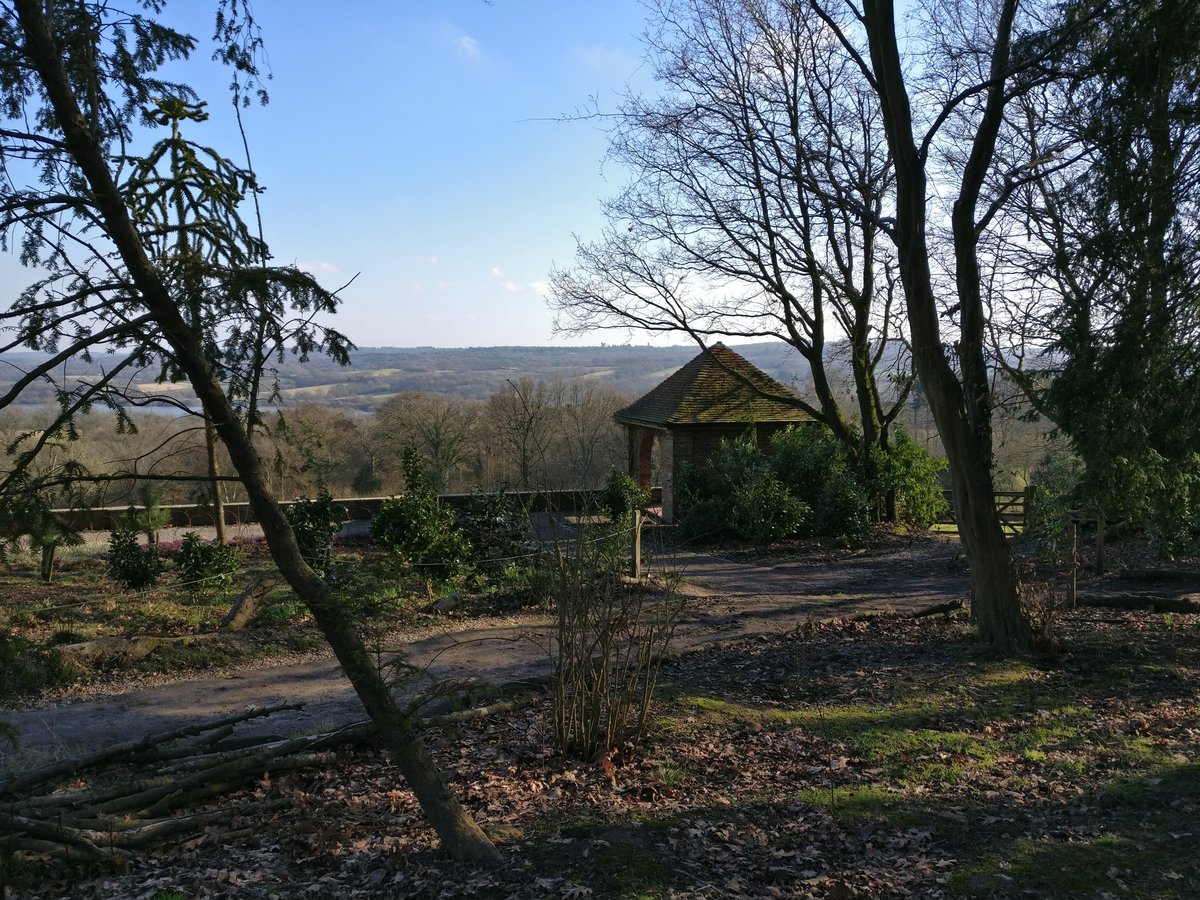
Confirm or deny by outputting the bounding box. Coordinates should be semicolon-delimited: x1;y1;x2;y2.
108;523;165;589
174;531;243;591
601;468;649;525
1036;0;1200;555
0;488;83;583
874;430;950;530
457;487;528;577
675;435;809;544
372;445;471;593
284;490;345;578
770;426;868;543
677;426;947;546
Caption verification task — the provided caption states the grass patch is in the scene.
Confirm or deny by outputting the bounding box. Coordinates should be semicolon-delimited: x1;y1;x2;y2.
0;630;83;700
0;539;526;698
791;783;917;822
135;637;243;673
590;841;674;898
650;611;1200;898
952;763;1200;898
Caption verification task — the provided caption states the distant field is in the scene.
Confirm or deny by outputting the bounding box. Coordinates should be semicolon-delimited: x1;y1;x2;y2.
0;341;831;411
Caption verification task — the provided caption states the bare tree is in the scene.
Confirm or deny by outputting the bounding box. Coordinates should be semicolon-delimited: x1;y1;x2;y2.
373;392;479;493
551;0;912;474
487;377;558;491
272;404;369;497
553;380;629;488
820;0;1084;652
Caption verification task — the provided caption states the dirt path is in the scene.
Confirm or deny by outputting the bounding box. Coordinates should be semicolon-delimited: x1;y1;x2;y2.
0;535;969;772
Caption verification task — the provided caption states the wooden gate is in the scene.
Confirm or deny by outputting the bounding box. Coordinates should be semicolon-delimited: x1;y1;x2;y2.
937;488;1033;535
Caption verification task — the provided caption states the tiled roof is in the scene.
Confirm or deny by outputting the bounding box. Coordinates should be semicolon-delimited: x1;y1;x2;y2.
614;343;810;427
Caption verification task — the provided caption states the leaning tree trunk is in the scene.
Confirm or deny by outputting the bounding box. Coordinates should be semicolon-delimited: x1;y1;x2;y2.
15;0;499;863
861;0;1032;654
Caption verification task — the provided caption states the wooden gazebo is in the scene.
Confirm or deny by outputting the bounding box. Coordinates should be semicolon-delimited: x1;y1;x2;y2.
613;343;811;523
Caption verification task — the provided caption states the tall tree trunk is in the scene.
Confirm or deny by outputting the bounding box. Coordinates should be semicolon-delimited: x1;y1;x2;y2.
860;0;1032;654
204;419;228;544
15;0;500;863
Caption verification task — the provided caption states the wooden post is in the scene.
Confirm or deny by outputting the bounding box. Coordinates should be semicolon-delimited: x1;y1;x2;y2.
1068;521;1078;609
1095;514;1106;575
630;509;642;580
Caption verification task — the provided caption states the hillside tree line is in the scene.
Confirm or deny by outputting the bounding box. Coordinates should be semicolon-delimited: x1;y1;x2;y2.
0;377;630;513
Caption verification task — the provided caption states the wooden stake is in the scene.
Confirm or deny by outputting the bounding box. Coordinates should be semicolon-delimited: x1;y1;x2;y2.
630;509;642;580
1068;521;1078;609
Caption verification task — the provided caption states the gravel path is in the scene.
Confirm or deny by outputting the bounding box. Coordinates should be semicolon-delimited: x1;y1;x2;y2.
0;534;969;772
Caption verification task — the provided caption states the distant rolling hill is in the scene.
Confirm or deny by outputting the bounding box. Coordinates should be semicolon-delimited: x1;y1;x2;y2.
0;342;854;413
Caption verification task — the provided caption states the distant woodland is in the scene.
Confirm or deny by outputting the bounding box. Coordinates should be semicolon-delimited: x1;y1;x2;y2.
0;341;1050;511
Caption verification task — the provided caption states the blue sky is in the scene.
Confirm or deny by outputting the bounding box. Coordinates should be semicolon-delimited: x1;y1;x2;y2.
3;1;660;349
206;2;658;348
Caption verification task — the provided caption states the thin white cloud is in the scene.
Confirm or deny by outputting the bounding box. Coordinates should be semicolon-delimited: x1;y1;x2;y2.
574;43;638;76
529;280;552;297
455;34;481;59
425;255;440;265
490;266;519;292
297;260;339;275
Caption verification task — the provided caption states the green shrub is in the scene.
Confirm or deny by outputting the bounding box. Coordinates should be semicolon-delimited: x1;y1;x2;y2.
601;468;649;524
285;490;346;577
108;524;165;589
1148;456;1200;559
880;429;949;529
174;531;243;591
1026;484;1073;564
770;424;851;512
1019;444;1197;564
1026;447;1083;564
677;426;946;547
771;425;868;543
457;487;528;576
0;629;80;700
676;435;808;544
815;474;871;545
372;446;471;593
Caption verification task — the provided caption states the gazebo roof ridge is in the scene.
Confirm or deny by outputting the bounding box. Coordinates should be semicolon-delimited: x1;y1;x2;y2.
614;342;810;428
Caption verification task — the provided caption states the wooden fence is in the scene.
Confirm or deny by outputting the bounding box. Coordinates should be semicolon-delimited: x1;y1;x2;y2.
54;486;664;533
937;488;1034;535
